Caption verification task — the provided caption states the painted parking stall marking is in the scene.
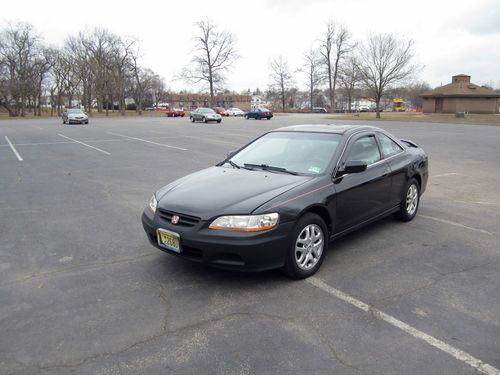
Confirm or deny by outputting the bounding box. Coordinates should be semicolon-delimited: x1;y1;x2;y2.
107;131;188;151
57;134;111;155
420;214;499;236
5;136;23;161
306;277;500;375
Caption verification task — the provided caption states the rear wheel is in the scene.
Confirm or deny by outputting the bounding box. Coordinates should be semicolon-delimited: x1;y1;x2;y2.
283;213;327;279
191;116;195;123
203;117;208;123
245;115;249;119
217;120;221;123
394;178;420;222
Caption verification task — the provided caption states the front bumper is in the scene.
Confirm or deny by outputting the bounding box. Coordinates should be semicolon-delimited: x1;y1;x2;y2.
68;117;88;124
141;209;293;272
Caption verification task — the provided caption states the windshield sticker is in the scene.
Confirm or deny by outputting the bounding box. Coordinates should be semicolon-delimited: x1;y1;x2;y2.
308;166;321;173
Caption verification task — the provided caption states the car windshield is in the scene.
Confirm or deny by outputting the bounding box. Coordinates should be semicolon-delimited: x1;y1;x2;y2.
200;108;215;113
260;108;270;112
229;131;342;175
67;109;84;114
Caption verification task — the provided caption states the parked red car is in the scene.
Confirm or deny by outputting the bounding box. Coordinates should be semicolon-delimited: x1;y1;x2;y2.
165;108;185;117
213;107;228;116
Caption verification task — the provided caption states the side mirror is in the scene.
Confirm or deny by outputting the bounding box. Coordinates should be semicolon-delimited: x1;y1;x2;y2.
336;160;367;177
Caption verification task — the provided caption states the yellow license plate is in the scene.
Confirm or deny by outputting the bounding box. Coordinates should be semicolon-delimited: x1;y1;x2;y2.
157;229;181;253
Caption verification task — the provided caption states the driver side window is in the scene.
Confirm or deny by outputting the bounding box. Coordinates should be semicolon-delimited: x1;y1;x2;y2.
346;135;381;165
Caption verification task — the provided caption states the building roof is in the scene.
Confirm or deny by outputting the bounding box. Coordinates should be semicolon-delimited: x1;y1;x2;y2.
421;74;500;98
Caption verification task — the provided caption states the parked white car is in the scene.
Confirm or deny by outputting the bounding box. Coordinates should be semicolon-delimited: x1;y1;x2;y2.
226;107;245;116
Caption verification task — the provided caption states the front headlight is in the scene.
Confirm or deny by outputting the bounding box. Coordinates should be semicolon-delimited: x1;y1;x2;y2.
209;213;279;232
148;194;157;213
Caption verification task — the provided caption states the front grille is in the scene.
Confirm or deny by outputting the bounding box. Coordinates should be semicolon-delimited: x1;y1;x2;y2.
158;209;201;227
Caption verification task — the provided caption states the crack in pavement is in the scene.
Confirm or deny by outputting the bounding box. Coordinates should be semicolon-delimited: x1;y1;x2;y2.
0;252;158;288
371;262;491;305
310;319;364;374
34;311;312;372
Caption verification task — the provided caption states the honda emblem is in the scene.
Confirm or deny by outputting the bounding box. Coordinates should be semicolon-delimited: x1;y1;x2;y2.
171;215;180;225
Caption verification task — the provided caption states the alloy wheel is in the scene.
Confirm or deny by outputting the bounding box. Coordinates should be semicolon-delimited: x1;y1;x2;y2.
295;224;324;270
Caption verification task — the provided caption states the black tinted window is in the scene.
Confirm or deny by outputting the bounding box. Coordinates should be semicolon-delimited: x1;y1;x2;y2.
378;133;403;157
347;135;381;165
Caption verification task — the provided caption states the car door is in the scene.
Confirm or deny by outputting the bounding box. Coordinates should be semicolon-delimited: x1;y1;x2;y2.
376;131;411;207
334;133;392;233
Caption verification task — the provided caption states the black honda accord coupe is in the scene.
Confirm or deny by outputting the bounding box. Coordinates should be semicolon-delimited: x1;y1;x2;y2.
142;124;428;279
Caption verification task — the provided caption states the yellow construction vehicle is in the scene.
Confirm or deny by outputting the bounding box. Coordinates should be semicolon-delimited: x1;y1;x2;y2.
392;98;405;112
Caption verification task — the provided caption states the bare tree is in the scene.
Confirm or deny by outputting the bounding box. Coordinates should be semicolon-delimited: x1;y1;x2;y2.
0;22;42;116
338;56;362;112
357;33;419;118
269;56;293;113
181;19;238;106
299;49;323;111
319;21;354;112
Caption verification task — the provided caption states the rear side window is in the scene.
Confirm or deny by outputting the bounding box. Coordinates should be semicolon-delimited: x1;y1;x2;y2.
378;133;403;158
347;135;381;165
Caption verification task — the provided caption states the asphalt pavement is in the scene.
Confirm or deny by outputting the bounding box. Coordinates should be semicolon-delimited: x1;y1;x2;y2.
1;114;499;374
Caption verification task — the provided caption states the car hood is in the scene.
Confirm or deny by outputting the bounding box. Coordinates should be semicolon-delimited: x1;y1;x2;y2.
156;166;312;220
68;113;87;118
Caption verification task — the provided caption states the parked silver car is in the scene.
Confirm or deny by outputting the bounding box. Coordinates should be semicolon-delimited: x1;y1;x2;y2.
189;108;222;123
226;107;245;116
62;108;89;124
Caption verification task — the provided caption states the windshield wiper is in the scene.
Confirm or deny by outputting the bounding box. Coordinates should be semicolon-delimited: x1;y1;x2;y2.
243;163;298;175
226;160;240;169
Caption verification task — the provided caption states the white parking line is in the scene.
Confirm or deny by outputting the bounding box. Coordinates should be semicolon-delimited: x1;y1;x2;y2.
57;134;111;155
420;215;497;236
432;172;460;178
107;131;188;151
5;136;23;161
307;277;500;375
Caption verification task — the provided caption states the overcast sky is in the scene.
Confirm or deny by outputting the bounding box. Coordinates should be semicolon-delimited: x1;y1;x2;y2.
2;0;499;92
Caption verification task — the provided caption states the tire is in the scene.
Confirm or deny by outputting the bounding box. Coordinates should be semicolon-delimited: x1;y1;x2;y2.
283;213;327;279
203;117;208;123
245;115;249;119
394;178;420;222
191;116;195;123
267;117;271;120
85;121;89;124
217;120;221;123
62;119;66;124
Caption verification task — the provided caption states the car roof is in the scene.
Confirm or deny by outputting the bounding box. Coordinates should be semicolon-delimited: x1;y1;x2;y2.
273;124;379;135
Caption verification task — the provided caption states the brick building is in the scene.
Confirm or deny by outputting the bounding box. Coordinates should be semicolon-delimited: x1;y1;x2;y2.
421;74;500;114
166;94;251;111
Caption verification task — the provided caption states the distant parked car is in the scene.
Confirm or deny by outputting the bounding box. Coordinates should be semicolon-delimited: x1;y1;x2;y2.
226;107;245;116
245;108;273;120
311;107;327;113
62;108;89;124
166;108;185;117
358;106;370;112
213;107;228;116
190;108;222;123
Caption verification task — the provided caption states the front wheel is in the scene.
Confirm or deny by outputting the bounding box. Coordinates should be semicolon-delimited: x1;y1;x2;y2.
394;178;420;222
191;116;195;123
217;120;221;123
203;117;208;123
283;213;327;279
245;115;249;119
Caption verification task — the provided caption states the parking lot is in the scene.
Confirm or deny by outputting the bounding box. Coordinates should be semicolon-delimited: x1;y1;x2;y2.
1;114;499;374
